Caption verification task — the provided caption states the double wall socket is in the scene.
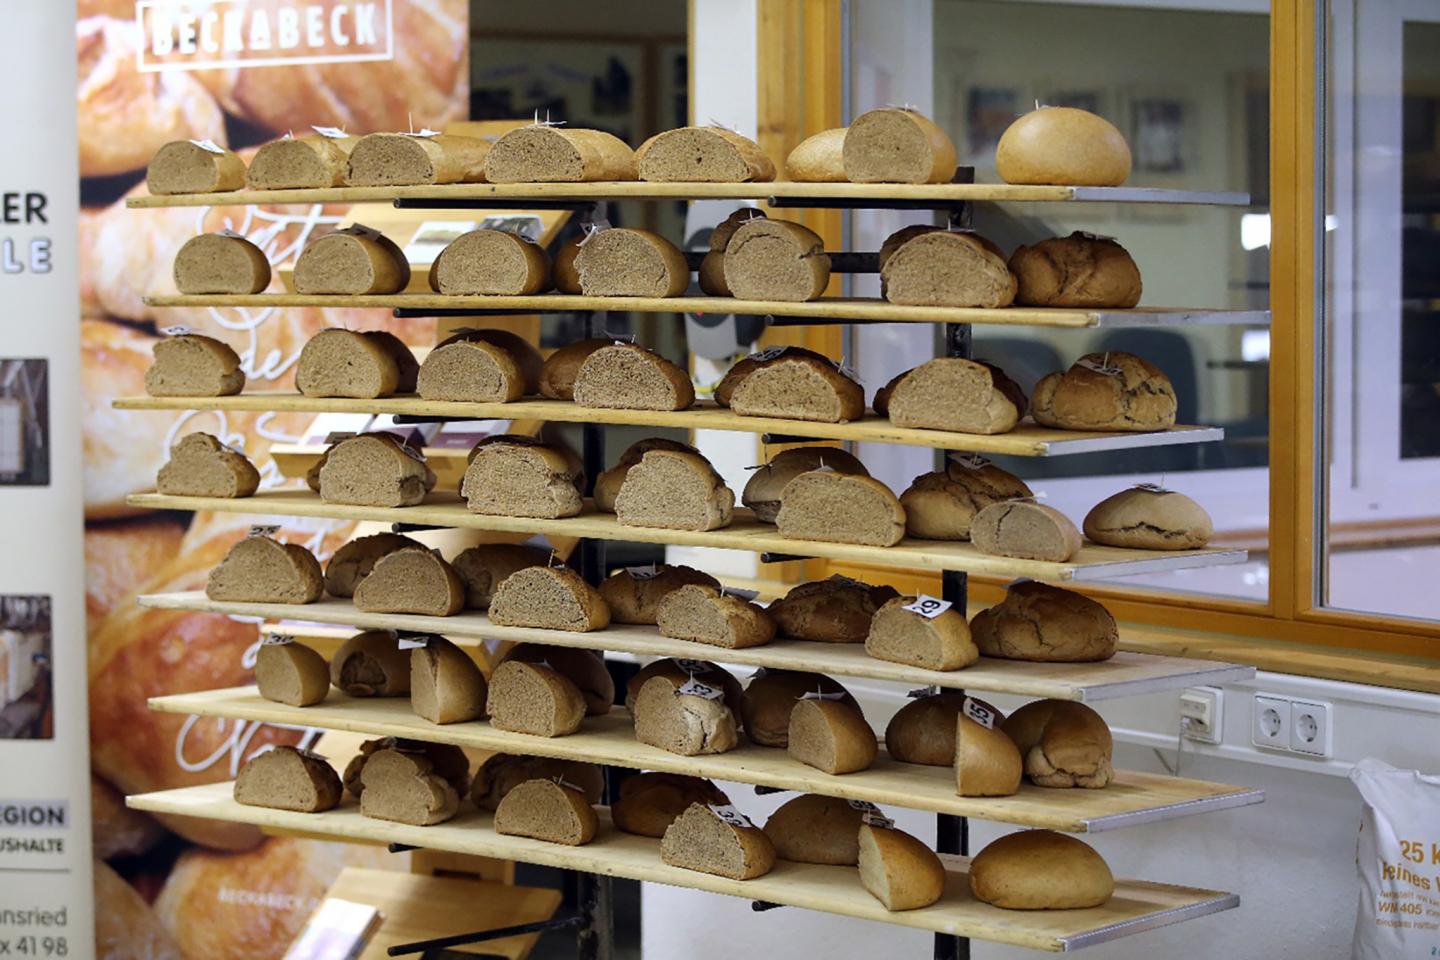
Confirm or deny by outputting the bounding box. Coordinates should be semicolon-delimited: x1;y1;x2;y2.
1251;693;1333;757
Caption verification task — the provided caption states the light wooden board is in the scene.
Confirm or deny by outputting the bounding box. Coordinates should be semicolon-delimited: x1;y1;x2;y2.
125;180;1251;209
148;686;1263;832
141;294;1268;330
112;394;1225;458
139;592;1255;701
128;784;1239;951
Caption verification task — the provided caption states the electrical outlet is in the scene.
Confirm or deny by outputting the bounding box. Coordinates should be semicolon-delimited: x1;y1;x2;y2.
1290;699;1333;757
1179;687;1223;743
1252;694;1292;750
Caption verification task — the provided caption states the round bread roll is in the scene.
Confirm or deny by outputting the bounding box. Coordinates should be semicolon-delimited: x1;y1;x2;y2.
767;575;899;643
739;669;857;747
1002;700;1114;789
1031;352;1177;433
900;459;1032;541
995;107;1132;187
1083;486;1213;550
1009;232;1142;309
762;794;876;865
742;446;869;524
599;563;721;625
884;689;971;766
625;658;743;719
784;127;846;182
969;830;1115;909
611;773;729;838
970;580;1118;662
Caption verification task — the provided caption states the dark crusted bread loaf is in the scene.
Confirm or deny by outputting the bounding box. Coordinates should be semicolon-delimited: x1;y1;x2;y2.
293;226;411;295
429;229;551;296
599;564;721;624
574;229;688;297
1010;232;1142;308
486;660;587;737
296;328;419;399
970;500;1083;562
572;343;695;411
494;778;599;845
899;457;1033;541
483;126;637;183
156;432;260;498
1001;700;1115;789
865;596;979;671
330;631;410;697
655;584;776;649
206;535;323;604
843;108;957;184
451;543;550;610
740;669;856;748
881;230;1016;308
742;446;869;524
595;438;700;512
352;547;466;616
710;208;767;252
722;218;831;302
767;575;899;643
314;433;436;507
418;328;543;402
173;232;271;295
346;133;489;186
539;339;609;400
233;747;341;813
460;435;583;519
323;533;424;598
970;580;1119;662
875;358;1027;434
247;133;356;189
1082;486;1212;550
725;350;864;423
636;126;775;182
1031;352;1177;432
774;470;905;546
763;794;873;865
471;754;603;811
145;334;244;397
147;139;246;195
489;565;611;632
612;773;730;838
410;636;487;724
501;643;614;716
613;449;734;531
883;689;971;766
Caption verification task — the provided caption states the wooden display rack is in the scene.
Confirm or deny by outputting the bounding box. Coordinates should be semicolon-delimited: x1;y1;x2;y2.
120;174;1264;958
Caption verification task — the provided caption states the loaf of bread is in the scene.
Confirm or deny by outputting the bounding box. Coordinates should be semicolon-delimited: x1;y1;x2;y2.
969;830;1115;909
858;821;947;911
486;660;587;737
552;236;583;294
346;133;490;186
144;333;244;397
1083;486;1213;550
661;803;776;880
574;229;689;297
723;218;831;302
173;232;272;295
206;535;323;604
768;575;899;643
614;450;734;531
878;225;943;270
429;229;551;296
501;643;615;717
632;673;739;756
956;698;1024;797
1010;232;1142;308
788;697;878;774
538;339;609;400
884;689;968;766
636;126;775;182
625;659;743;718
293;226;410;295
784;127;846;182
741;669;856;747
996;107;1131;187
357;746;461;826
900;458;1032;541
612;773;730;838
156;432;260;498
726;350;863;423
971;580;1118;662
451;543;550;609
700;210;765;295
147;139;246;195
710;208;768;253
595;439;700;512
315;433;436;507
489;566;611;632
494;778;599;845
843;108;957;184
323;533;424;598
460;436;583;519
255;640;329;707
247;133;356;189
600;564;721;624
866;596;979;671
471;755;604;811
715;345;827;406
1031;352;1177;432
881;230;1016;308
970;501;1082;562
483;126;637;183
655;584;776;649
330;631;410;697
572;342;695;410
345;738;470;799
1003;700;1114;789
418;328;543;402
742;446;869;523
233;747;341;813
410;636;487;724
763;794;874;864
876;358;1027;435
775;471;906;547
296;328;419;399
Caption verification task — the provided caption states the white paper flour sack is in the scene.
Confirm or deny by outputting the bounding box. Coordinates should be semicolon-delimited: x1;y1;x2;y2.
1350;757;1440;958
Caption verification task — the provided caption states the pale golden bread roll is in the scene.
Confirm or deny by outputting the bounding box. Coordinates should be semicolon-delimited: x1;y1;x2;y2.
775;470;906;547
969;830;1115;909
1031;352;1178;432
330;631;410;698
494;778;599;845
655;584;776;649
843;108;957;184
255;640;329;707
970;501;1083;562
483;126;637;183
636;126;775;182
144;333;244;397
600;564;721;625
247;134;356;189
956;698;1024;797
146;139;246;195
614;450;734;531
293;226;410;295
173;232;271;295
612;773;730;838
206;535;323;604
1010;232;1142;308
865;596;979;671
970;580;1119;662
1002;699;1115;789
741;445;869;524
767;575;899;643
574;229;689;297
346;133;489;186
858;821;947;911
899;457;1032;541
156;432;260;498
784;127;846;181
722;218;831;302
1082;486;1213;550
996;108;1132;187
233;747;341;813
786;697;878;774
661;802;775;879
763;794;875;865
428;228;551;296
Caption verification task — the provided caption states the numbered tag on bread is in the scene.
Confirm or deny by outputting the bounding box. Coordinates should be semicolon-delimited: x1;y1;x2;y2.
902;595;952;619
189;138;225;154
677;677;724;700
248;524;281;538
799;689;846;701
674;658;713;676
847;799;882;813
396;633;432;651
262;634;293;646
1076;356;1123;377
907;685;940;699
627;564;662;581
1132;482;1173;494
861;810;895;830
312;125;349;139
708;804;754;828
963;697;997;729
160;325;194;337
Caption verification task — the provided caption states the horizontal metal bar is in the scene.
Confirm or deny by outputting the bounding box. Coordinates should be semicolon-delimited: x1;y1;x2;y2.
387;914;585;956
394;197;599;211
760;552;815;563
750;900;785;913
768;195;969;211
753;784;789;796
392;307;555;319
388;842;419;853
390;523;453;534
759;433;834;445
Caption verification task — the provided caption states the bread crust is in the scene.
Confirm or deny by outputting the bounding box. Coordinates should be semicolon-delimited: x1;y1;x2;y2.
970;581;1119;662
293;227;411;295
625;659;742;718
255;641;330;707
969;830;1115;909
357;747;460;825
956;702;1025;797
865;597;979;671
1031;352;1177;431
787;697;878;774
900;459;1032;541
539;338;610;399
742;446;869;524
633;674;740;756
881;358;1027;434
330;631;410;697
410;636;487;724
595;438;700;513
784;128;847;182
614;449;735;531
722;218;831;302
858;822;947;911
346;133;489;186
1010;232;1142;308
885;689;969;766
661;803;775;879
501;643;614;717
1082;486;1212;549
488;565;612;632
573;342;696;410
450;543;550;610
1002;700;1115;789
995;108;1131;187
613;773;729;838
323;532;424;598
429;229;552;296
471;754;603;811
157;432;260;498
484;126;637;183
763;793;871;864
247;134;356;190
599;564;721;624
173;232;271;295
740;669;858;748
145;333;244;397
768;575;898;643
881;230;1017;308
419;327;543;402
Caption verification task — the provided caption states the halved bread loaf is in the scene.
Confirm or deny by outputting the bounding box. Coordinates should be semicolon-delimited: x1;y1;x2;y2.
636;126;775;182
486;659;587;737
843;108;957;184
710;208;767;253
471;755;604;811
418;328;543;402
206;535;323;604
878;225;943;270
145;334;245;397
234;747;341;813
572;342;695;410
1031;352;1177;432
483;126;637;183
293;227;411;295
595;438;700;512
538;338;609;400
899;458;1033;541
501;644;615;717
970;580;1119;662
881;230;1016;307
996;107;1132;187
451;543;550;610
358;746;461;825
763;794;873;865
884;689;969;766
1083;486;1212;550
784;127;846;182
345;738;470;799
969;830;1115;909
315;433;436;507
632;674;739;756
1002;700;1114;789
865;596;979;671
614;450;734;531
625;659;743;718
157;432;260;498
661;803;775;880
723;218;830;302
330;631;410;697
147;140;246;195
775;471;906;546
574;229;689;297
429;229;551;295
700;212;765;294
494;778;599;845
255;641;329;707
353;548;465;616
858;822;947;911
741;669;856;747
742;445;869;523
726;351;863;423
956;698;1024;797
715;346;830;407
489;566;611;632
346;133;489;186
247;134;356;189
323;533;424;598
768;575;899;643
612;774;730;838
173;233;271;295
410;637;486;723
296;328;419;399
970;501;1082;562
599;564;720;624
460;437;583;518
1010;232;1142;308
878;358;1027;434
655;584;775;649
787;697;878;774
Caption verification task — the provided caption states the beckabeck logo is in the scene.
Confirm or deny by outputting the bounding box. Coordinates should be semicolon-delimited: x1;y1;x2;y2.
136;1;395;73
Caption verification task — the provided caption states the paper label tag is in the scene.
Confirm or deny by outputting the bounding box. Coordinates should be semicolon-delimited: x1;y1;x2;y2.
948;453;992;471
1078;231;1119;243
847;799;881;813
248;524;280;538
902;595;952;618
1133;482;1173;494
190;138;225;154
396;634;431;650
160;325;194;337
799;689;846;701
627;564;661;581
262;634;293;646
748;346;789;363
677;678;724;701
720;586;759;602
407;128;442;138
312;125;349;139
1076;356;1123;377
862;812;896;830
674;658;712;675
963;697;997;730
323;430;356;445
708;804;754;829
907;686;940;699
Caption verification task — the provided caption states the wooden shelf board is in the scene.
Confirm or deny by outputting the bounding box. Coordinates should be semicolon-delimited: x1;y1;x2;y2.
125;491;1249;582
127;783;1239;952
148;686;1263;832
138;592;1256;702
125;180;1251;209
141;294;1268;330
111;394;1225;458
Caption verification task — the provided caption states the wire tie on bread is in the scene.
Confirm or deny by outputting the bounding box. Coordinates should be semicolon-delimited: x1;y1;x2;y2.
530;108;566;127
216;228;245;239
296;748;329;762
189;138;225;154
552;775;585;794
312;125;348;139
705;118;740;133
577;218;612;247
883;102;920;113
1077;230;1120;243
1133;482;1173;494
798;687;846;701
948;452;992;471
